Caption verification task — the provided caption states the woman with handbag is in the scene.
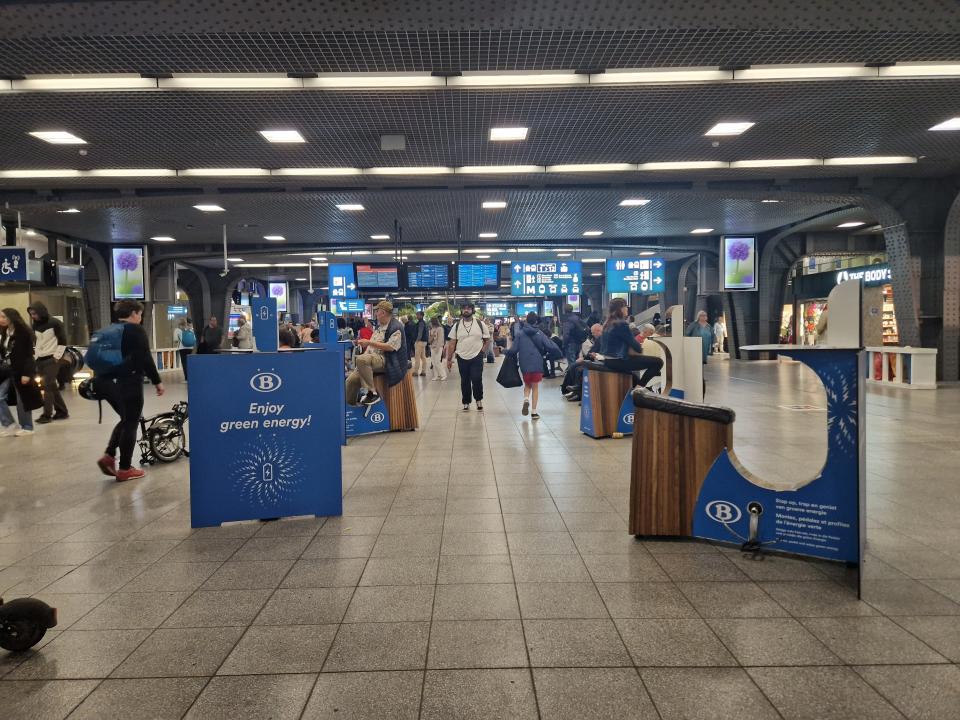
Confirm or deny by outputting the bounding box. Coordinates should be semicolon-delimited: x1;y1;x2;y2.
0;308;42;436
505;311;562;420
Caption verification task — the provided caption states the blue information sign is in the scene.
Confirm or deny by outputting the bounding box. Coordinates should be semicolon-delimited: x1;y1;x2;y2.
605;257;665;294
251;297;278;352
516;301;540;316
511;260;582;296
188;352;343;527
333;298;365;315
0;248;28;282
483;302;510;317
328;263;358;299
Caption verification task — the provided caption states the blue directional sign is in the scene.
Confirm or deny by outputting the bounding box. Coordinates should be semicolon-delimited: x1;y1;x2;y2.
605;257;665;294
0;248;28;282
328;263;358;299
333;298;365;315
511;260;582;296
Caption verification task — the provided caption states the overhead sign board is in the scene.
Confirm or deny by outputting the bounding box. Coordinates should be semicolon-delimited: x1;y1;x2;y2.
511;260;582;296
333;298;366;315
0;248;28;282
328;263;358;299
605;257;665;294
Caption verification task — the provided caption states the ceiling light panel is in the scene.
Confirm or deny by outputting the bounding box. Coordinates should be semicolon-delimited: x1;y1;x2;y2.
546;163;636;173
591;68;731;84
158;74;302;89
929;118;960;131
193;204;225;212
489;127;529;141
273;167;361;176
150;236;176;242
336;204;364;211
259;129;305;143
478;232;498;238
303;73;443;89
0;169;81;178
181;168;269;176
370;234;390;240
482;201;507;209
263;235;286;241
57;208;81;213
730;158;821;168
823;156;917;166
734;64;877;80
878;63;960;78
457;165;544;174
620;198;651;206
837;222;866;228
582;230;604;236
449;71;586;87
88;168;176;177
639;161;728;170
365;166;453;175
28;130;86;144
704;122;754;136
13;74;157;91
690;228;715;234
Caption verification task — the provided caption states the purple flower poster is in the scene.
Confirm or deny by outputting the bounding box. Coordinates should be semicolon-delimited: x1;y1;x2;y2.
722;236;757;291
111;247;147;300
268;281;288;313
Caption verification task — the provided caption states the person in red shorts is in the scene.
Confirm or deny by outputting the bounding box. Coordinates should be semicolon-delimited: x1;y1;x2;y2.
505;311;562;420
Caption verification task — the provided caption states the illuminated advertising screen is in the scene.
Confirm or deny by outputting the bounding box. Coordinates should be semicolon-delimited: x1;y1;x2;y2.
457;262;501;288
516;301;540;316
567;294;581;312
404;263;451;290
268;282;288;313
543;300;554;317
605;257;665;294
355;263;400;290
722;236;757;291
510;259;582;296
111;247;147;300
483;302;510;317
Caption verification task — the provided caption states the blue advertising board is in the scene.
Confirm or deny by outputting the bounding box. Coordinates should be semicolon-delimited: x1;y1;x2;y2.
511;259;582;296
251;297;278;352
345;403;391;437
605;257;665;294
0;248;28;282
333;298;365;315
516;301;540;316
188;351;343;527
329;263;358;299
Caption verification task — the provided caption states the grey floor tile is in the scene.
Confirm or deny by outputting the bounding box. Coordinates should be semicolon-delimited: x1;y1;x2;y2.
801;616;949;664
854;664;960;720
218;624;337;674
371;533;442;558
860;579;960;615
162;589;271;627
119;562;221;593
442;513;505;533
87;540;182;566
301;671;422;720
534;667;659;720
111;626;246;677
582;553;670;582
721;551;831;581
655;553;750;581
255;516;327;536
421;669;538;720
163;538;245;563
254;586;354;625
200;559;295;590
73;591;189;629
0;679;99;720
748;666;904;720
428;619;528;668
677;581;790;617
892;615;960;662
433;583;520;620
616;618;738;667
380;514;444;534
560;512;628;532
19;541;116;567
302;534;378;559
507;531;578;555
437;554;514;584
68;677;207;720
516;582;607;619
280;558;367;588
10;628;151;679
359;556;438;585
31;592;110;629
315;516;385;536
597;582;699;619
642;667;781;720
0;564;76;596
41;565;148;594
230;535;312;562
344;584;434;622
524;618;632;667
441;531;509;556
510;554;591;582
323;621;429;671
759;581;880;617
184;674;316;720
503;513;567;532
708;617;841;665
498;497;558;514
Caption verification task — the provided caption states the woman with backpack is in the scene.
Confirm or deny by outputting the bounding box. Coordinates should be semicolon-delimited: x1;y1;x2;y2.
0;308;42;437
505;311;562;420
174;318;196;381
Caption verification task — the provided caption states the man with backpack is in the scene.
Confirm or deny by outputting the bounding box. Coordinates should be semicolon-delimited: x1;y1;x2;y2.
446;303;491;412
86;300;164;482
561;304;588;367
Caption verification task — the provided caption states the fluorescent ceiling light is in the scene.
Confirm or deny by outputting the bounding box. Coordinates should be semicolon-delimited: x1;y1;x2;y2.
879;63;960;78
823;156;917;166
546;163;636;173
457;165;544;174
640;251;655;256
489;127;529;141
734;64;876;80
557;253;572;257
583;230;604;236
582;259;605;263
690;228;714;234
467;248;500;254
336;204;364;211
419;249;455;254
311;257;327;261
274;262;309;267
374;250;397;255
476;255;491;259
333;251;351;256
619;198;650;206
259;129;305;143
57;208;81;213
13;74;157;91
263;235;286;241
515;248;546;252
929;118;960;131
28;131;86;144
239;263;271;268
639;161;728;170
227;258;244;262
761;199;782;203
837;222;866;228
159;74;302;89
482;201;507;209
730;158;821;168
182;168;269;176
88;168;176;177
273;167;361;176
193;204;225;212
501;260;511;264
316;263;329;267
303;73;442;89
25;230;37;236
366;166;453;175
0;169;81;178
591;67;731;85
370;234;390;240
449;71;585;87
478;232;498;238
704;122;754;136
150;236;176;242
294;277;307;281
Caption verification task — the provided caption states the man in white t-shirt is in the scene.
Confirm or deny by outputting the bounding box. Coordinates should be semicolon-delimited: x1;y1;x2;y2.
446;303;491;411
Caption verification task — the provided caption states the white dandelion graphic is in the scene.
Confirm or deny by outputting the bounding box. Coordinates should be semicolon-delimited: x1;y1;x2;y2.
231;436;305;508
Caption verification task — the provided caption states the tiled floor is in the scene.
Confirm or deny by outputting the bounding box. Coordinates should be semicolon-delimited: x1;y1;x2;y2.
2;359;960;719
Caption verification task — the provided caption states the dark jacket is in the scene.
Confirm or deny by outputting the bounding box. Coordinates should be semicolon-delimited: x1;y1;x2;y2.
120;322;162;385
383;317;408;387
413;319;428;343
600;320;643;359
506;325;562;374
201;324;223;350
1;326;43;410
561;312;586;344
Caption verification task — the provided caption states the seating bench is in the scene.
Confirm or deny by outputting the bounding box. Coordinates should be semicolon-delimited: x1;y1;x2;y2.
579;362;635;439
373;370;419;431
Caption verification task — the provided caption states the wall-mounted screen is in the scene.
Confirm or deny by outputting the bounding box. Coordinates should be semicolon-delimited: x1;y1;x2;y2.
56;263;83;288
483;302;510;317
567;294;581;313
355;263;400;290
510;259;582;296
605;257;665;294
543;300;554;317
111;247;147;300
268;282;289;313
516;301;540;316
457;262;501;288
721;236;757;291
404;262;451;290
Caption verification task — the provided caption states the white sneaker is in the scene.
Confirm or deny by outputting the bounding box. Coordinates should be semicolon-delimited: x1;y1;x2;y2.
14;428;34;436
0;424;18;437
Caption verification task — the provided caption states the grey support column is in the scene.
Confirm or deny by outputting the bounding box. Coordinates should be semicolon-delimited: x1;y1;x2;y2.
943;193;960;381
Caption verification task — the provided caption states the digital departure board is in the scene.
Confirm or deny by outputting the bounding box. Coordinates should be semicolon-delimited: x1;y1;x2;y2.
354;263;400;290
404;263;451;290
483;302;510;317
457;262;501;288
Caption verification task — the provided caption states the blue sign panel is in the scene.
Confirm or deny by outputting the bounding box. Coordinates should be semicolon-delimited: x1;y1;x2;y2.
188;352;343;527
516;301;539;316
484;302;510;317
333;299;365;315
511;260;582;296
616;392;634;436
0;248;28;282
328;263;358;299
605;257;666;294
579;369;594;435
345;403;391;437
252;297;278;352
317;311;338;343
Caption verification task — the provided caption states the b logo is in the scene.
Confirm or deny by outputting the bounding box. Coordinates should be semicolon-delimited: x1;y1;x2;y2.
705;500;742;524
250;372;282;392
370;412;385;424
622;412;634;425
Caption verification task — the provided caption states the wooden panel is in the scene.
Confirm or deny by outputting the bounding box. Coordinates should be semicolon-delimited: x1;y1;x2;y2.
629;406;732;537
585;370;633;439
374;371;419;431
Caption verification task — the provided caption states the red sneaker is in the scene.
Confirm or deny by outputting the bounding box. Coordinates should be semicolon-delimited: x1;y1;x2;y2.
96;454;117;477
115;467;146;483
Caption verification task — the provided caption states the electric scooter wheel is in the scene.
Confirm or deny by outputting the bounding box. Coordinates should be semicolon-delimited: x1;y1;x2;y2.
0;598;57;652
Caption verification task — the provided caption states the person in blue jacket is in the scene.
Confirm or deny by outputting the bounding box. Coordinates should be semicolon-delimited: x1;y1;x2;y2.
506;311;562;420
685;310;714;364
598;298;663;387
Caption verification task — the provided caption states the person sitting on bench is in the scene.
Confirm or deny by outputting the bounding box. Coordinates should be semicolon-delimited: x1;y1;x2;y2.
345;300;407;407
562;323;603;402
597;298;662;387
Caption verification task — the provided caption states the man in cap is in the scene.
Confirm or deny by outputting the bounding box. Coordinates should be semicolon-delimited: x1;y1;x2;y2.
346;300;407;408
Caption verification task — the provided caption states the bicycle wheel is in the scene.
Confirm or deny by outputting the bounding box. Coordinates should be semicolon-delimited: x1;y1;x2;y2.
148;419;184;462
